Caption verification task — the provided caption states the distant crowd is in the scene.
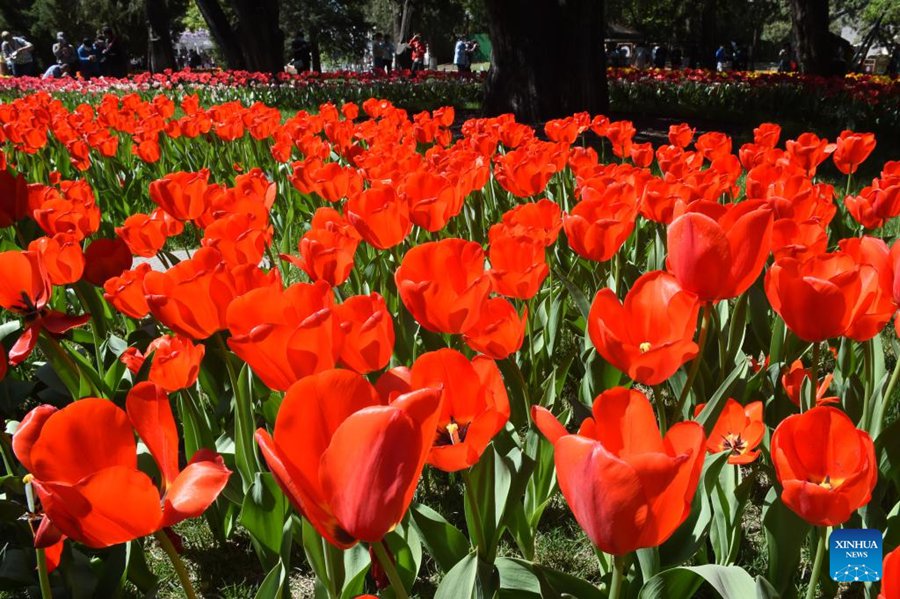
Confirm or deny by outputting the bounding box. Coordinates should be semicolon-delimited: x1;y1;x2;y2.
1;27;128;79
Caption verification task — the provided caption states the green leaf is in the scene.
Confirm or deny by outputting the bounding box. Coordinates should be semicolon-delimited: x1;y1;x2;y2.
410;503;469;573
434;554;499;599
639;565;765;599
240;473;288;568
762;487;809;596
254;559;288;599
496;557;542;598
694;360;749;433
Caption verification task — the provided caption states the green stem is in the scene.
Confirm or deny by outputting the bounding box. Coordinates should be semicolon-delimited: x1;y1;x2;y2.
323;541;342;599
526;297;537;390
805;527;827;599
652;385;668;435
862;340;874;429
872;351;900;438
372;540;409;599
675;303;712;419
461;469;488;559
35;548;52;599
608;554;625;599
155;530;197;599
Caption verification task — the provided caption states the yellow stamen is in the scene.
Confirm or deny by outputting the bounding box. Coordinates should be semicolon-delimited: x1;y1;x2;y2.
446;422;461;445
639;342;652;353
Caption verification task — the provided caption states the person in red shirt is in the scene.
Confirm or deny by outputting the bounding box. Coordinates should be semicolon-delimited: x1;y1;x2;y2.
409;33;426;72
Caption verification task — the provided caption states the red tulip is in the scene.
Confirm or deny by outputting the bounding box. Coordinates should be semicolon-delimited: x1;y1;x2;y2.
588;270;700;385
149;170;210;221
753;123;781;148
771;406;876;526
0;168;28;227
82;237;133;286
226;280;341;391
880;547;899;599
255;369;441;548
408;349;509;472
695;399;764;464
346;186;411;250
532;388;705;555
488;230;548;300
147;335;206;392
395;239;491;334
630;142;654;168
833;130;876;175
12;388;229;548
463;297;527;359
334;293;394;374
398;169;463;232
667;201;773;302
284;207;360;287
28;234;85;285
765;251;876;342
116;209;184;258
668;124;695;148
563;184;638;263
498;198;562;246
785;133;836;177
781;359;838;406
103;263;152;320
694;132;732;162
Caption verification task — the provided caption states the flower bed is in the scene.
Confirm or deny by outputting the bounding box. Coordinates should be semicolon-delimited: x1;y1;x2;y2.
0;92;899;598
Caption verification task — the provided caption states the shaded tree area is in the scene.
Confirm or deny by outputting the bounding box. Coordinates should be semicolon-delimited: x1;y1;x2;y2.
282;0;370;71
483;0;608;122
194;0;283;72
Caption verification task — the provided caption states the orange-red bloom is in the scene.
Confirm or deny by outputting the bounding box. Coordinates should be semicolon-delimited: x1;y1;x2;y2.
226;280;341;391
346;186;411;250
488;230;548;300
765;251;879;342
334;293;394;374
780;359;838;406
771;406;876;526
285;207;360;287
82;237;133;286
833;130;876;175
406;349;509;472
116;209;184;258
463;297;527;359
532;388;705;555
395;239;491;334
149;170;210;221
668;124;695;148
588;270;700;385
255;369;441;548
667;201;773;302
785;133;836;177
103;263;152;320
563;184;638;263
12;388;229;548
146;335;206;392
695;399;764;464
880;547;899;599
28;234;85;285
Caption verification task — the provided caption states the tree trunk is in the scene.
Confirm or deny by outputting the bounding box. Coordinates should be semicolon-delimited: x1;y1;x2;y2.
195;0;246;69
483;0;608;123
790;0;834;75
146;0;176;73
230;0;284;74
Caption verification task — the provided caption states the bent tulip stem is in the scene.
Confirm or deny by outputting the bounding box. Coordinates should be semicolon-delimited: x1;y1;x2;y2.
805;527;827;599
154;530;198;599
675;303;712;419
372;540;409;599
608;554;625;599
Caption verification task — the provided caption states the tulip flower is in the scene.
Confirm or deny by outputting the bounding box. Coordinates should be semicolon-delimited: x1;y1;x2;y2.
402;349;510;472
667;200;773;302
395;239;491;334
765;251;878;342
785;133;836;177
771;406;876;526
334;292;394;374
146;335;206;392
149;169;210;221
588;270;700;385
284;207;360;287
880;547;899;599
497;198;562;246
694;131;733;162
0;250;89;365
781;359;838;406
563;184;638;263
488;231;549;300
255;369;441;548
0;168;28;227
532;388;705;555
668;123;695;148
104;263;152;320
227;280;342;391
753;123;781;148
82;237;133;286
398;169;463;232
833;130;876;175
12;386;230;548
695;399;764;464
346;186;411;250
28;233;85;285
463;297;527;359
116;209;184;258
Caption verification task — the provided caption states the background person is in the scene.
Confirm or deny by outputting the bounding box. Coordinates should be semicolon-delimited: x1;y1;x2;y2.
1;31;36;77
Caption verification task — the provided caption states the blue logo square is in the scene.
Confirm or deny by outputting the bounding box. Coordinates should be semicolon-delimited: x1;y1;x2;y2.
830;528;882;582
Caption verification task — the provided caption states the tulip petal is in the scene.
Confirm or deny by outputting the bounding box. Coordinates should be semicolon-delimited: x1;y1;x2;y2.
126;382;180;486
33;466;162;548
12;405;57;472
161;449;231;527
30;399;137;484
531;406;568;444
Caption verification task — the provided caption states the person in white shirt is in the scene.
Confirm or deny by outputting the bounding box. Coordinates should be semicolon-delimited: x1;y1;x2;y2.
454;33;477;73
